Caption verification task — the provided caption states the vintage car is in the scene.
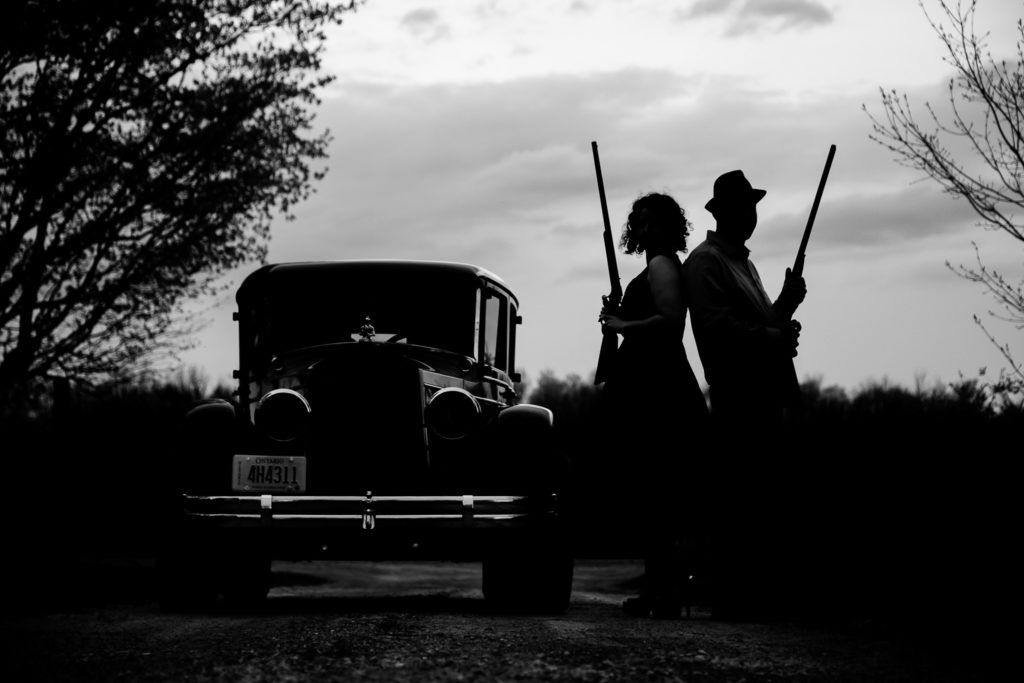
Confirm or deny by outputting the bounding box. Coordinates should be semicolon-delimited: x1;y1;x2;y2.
158;260;572;612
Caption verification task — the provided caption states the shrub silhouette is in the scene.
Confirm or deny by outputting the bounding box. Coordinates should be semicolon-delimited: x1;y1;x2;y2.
2;369;1016;631
528;371;1019;628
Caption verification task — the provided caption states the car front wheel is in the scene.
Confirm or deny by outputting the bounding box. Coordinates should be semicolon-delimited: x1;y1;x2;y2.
218;553;271;610
156;541;217;613
482;533;574;614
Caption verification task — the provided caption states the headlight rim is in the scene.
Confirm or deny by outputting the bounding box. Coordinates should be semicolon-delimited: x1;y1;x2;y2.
425;386;482;441
255;388;312;442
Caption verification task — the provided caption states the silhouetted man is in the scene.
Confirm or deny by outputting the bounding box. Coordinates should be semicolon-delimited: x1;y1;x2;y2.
681;169;807;620
682;170;805;437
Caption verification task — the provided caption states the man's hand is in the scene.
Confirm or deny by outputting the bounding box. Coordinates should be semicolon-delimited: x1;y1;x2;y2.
775;267;807;318
767;319;802;357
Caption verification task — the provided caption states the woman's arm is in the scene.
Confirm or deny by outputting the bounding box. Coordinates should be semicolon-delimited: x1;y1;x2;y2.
600;254;683;335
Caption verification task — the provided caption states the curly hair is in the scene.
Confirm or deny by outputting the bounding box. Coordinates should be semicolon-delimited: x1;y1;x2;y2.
619;192;691;256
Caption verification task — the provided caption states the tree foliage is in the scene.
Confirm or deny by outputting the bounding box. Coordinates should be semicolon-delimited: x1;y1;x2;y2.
528;370;602;429
865;0;1024;401
0;0;359;411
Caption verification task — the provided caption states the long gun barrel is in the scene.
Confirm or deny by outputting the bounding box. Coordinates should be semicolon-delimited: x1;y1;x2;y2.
592;141;622;385
792;144;836;278
779;144;836;402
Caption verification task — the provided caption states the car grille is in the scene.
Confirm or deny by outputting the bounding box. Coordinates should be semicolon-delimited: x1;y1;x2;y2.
301;348;432;494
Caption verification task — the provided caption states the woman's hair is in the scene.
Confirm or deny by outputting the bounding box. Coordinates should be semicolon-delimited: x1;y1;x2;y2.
619;192;691;256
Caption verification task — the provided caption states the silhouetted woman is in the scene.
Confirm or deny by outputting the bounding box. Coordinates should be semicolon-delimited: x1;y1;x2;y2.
598;192;709;618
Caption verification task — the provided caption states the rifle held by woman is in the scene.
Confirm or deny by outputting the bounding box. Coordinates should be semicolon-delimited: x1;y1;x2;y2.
592;141;622;385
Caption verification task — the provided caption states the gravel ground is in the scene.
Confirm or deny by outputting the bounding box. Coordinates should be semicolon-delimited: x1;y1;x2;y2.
0;558;987;682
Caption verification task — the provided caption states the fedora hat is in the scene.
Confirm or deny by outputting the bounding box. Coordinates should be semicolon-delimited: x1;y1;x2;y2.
704;170;766;214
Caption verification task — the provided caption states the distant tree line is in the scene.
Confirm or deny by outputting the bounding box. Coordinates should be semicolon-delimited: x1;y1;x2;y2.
3;367;1017;635
527;368;1018;634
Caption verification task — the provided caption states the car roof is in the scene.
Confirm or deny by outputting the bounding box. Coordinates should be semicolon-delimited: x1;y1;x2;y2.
237;259;517;306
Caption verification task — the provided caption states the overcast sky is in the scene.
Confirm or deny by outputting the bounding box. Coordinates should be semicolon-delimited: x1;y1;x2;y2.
181;0;1023;395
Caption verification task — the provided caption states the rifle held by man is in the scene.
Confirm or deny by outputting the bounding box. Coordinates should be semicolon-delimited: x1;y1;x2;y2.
592;141;622;385
780;144;836;410
792;144;836;279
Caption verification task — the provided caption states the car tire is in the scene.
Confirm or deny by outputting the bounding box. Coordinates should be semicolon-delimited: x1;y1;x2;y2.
156;548;217;613
482;533;574;614
219;554;272;611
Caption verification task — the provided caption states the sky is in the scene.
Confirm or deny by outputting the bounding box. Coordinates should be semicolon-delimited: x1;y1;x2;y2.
180;0;1024;396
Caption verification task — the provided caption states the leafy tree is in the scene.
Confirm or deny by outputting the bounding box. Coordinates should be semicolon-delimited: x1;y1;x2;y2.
528;369;602;428
0;0;359;413
865;0;1024;405
526;370;605;478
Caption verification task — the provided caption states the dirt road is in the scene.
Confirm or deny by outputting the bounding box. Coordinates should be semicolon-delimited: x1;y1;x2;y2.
1;559;978;682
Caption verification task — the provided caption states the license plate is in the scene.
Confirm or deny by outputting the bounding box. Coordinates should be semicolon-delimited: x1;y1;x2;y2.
232;455;307;492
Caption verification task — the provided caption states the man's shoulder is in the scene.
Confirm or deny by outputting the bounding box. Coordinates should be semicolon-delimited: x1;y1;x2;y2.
682;240;722;270
687;240;716;257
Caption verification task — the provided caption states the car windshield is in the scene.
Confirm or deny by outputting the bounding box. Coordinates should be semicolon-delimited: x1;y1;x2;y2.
245;267;479;366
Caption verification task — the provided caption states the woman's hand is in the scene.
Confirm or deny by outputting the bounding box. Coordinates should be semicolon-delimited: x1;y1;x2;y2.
599;304;627;334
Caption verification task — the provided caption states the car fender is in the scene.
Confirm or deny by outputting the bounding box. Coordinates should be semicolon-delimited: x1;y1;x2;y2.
177;398;240;491
184;397;237;427
495;403;569;491
496;403;554;435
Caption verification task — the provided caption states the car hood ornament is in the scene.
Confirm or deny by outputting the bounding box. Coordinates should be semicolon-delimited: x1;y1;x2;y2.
359;316;376;342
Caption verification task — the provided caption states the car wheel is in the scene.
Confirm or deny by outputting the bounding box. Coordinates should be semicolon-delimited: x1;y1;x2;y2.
482;534;574;614
219;554;271;611
156;547;217;613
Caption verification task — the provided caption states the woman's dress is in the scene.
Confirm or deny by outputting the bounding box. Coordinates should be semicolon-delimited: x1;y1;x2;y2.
604;254;708;445
600;253;710;577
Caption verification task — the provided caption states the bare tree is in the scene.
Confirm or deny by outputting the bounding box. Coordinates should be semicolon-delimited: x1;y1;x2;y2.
865;0;1024;404
0;0;359;412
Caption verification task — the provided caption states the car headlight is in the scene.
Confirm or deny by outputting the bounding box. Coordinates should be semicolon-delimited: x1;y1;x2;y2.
254;388;311;442
425;387;481;440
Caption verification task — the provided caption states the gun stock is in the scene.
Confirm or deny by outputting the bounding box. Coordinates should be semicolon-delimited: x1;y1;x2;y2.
592;141;621;385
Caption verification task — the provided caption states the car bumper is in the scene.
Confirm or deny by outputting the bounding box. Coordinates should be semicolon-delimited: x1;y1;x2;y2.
175;493;562;558
181;492;558;528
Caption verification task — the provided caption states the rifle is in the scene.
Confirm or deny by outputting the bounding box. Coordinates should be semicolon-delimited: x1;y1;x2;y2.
592;141;622;385
791;144;836;279
780;144;836;412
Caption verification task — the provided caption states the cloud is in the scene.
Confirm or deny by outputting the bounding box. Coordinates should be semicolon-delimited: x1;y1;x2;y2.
754;183;980;262
399;8;451;43
178;1;1024;397
473;0;510;22
745;0;834;26
260;67;994;385
678;0;834;35
292;66;947;276
559;260;610;286
315;68;701;238
686;0;740;19
551;220;598;244
399;8;437;30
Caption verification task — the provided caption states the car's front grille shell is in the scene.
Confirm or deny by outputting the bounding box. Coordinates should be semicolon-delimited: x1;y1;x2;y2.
301;349;430;493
